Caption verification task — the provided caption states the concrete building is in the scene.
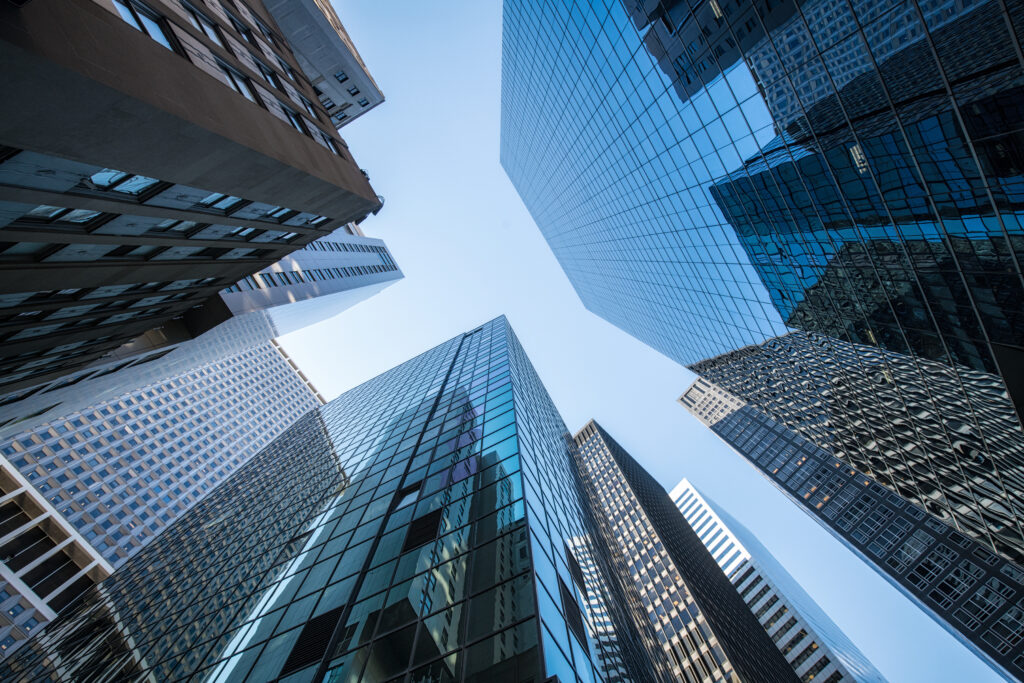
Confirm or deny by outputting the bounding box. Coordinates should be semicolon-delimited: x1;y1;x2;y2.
671;479;884;682
0;0;383;396
574;420;799;683
263;0;385;128
0;340;323;657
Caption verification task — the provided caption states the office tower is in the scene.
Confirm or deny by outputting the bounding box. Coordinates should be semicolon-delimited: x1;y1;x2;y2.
0;340;323;657
0;228;401;439
573;421;799;683
262;0;384;128
500;0;1024;564
0;0;382;395
671;479;884;682
691;331;1024;566
680;378;1024;681
0;317;680;682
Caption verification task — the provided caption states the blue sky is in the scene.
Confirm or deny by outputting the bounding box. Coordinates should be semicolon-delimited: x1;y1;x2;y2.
280;2;1001;680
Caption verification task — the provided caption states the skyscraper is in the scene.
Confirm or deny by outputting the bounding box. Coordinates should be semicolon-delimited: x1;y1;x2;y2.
690;331;1024;566
0;0;382;394
0;340;323;657
680;377;1024;681
573;420;799;682
0;228;401;439
0;317;678;682
500;0;1024;565
671;479;884;682
262;0;385;128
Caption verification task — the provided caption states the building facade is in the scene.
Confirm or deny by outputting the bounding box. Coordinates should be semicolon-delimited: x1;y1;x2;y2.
0;228;400;439
690;331;1024;567
573;421;799;683
0;340;323;657
0;0;382;395
680;378;1024;681
671;479;883;682
500;0;1024;568
262;0;385;128
0;317;676;682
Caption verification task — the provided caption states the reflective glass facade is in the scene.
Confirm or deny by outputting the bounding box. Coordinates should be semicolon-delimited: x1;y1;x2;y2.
680;378;1024;680
573;421;799;683
500;0;1024;567
1;317;666;682
692;331;1024;565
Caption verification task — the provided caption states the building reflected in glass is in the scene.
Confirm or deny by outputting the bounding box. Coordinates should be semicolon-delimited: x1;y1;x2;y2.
1;317;677;682
680;376;1024;681
501;0;1024;564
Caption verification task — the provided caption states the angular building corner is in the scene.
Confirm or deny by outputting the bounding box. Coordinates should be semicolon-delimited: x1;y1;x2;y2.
0;317;681;682
0;0;386;399
680;377;1024;681
670;478;886;682
0;339;324;657
572;420;800;683
500;0;1024;574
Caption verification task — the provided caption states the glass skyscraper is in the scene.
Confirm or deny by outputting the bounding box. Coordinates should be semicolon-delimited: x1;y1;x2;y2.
680;377;1024;681
1;317;675;682
500;0;1024;566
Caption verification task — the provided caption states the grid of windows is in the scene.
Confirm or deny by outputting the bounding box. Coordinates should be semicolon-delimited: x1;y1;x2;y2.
0;318;664;682
684;379;1024;678
0;147;342;392
501;0;1024;608
0;342;321;658
672;479;879;682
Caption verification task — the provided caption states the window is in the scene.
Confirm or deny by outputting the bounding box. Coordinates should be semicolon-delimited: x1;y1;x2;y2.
275;55;297;80
318;131;341;155
781;628;808;656
334;70;349;83
299;96;318;118
357;98;370;107
182;3;224;47
346;86;360;96
254;60;283;89
281;107;307;135
86;169;160;196
22;206;102;225
195;193;243;212
113;0;173;50
217;63;258;104
225;12;255;45
252;15;277;45
402;509;442;552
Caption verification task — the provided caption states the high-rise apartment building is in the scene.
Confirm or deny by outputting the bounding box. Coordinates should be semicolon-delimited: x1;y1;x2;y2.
0;340;323;657
0;228;401;439
0;317;682;682
262;0;385;128
0;0;382;395
671;479;883;682
573;420;799;682
500;0;1024;564
680;378;1024;681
